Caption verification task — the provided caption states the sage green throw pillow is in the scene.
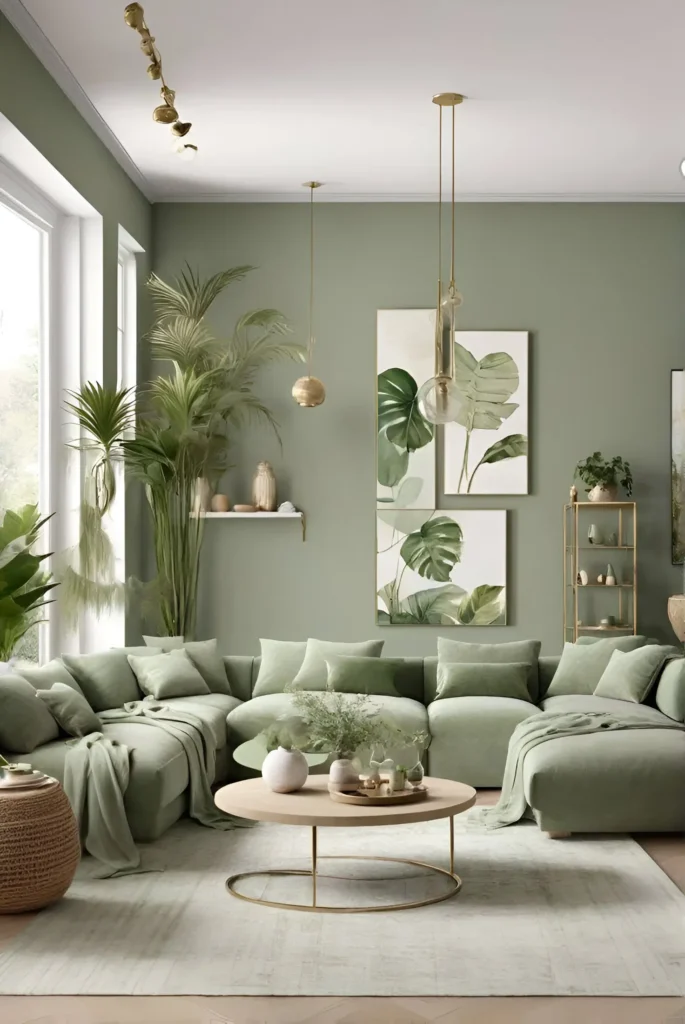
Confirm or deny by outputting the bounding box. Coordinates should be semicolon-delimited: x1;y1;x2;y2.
325;654;401;697
252;639;307;697
437;638;541;700
37;682;102;737
594;645;675;703
435;662;532;702
63;650;142;712
174;639;231;694
292;638;385;691
14;658;84;696
656;657;685;722
0;673;59;753
128;651;210;700
546;636;650;698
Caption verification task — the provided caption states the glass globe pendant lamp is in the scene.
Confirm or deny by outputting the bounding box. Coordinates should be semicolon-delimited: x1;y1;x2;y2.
292;182;326;408
417;93;465;426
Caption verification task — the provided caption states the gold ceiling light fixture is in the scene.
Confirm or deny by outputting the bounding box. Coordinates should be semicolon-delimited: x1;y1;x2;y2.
292;182;326;408
123;3;197;160
416;92;465;425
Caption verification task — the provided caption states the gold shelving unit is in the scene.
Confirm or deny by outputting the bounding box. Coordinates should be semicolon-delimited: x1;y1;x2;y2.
563;502;637;643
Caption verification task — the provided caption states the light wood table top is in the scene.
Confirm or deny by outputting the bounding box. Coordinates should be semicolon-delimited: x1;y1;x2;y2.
215;775;476;827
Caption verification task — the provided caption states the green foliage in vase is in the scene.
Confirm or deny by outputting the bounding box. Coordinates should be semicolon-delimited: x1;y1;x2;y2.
452;342;526;493
574;452;633;496
0;505;57;661
63;265;305;638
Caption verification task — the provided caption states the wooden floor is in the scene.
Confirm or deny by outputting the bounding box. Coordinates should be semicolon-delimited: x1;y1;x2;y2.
1;792;684;1024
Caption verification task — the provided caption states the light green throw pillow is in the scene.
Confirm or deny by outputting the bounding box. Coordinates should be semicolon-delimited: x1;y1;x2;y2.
655;657;685;722
292;638;385;691
127;651;210;700
143;635;185;650
0;673;59;753
437;637;541;700
252;639;307;697
594;645;678;703
174;639;230;694
546;636;650;698
36;682;102;737
435;662;532;702
62;651;142;712
325;654;401;697
14;658;84;696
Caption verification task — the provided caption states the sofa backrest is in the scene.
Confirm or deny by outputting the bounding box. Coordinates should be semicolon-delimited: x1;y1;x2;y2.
222;655;254;703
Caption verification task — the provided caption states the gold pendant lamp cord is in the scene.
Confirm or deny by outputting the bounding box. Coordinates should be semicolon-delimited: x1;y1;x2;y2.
308;183;315;372
447;101;456;380
435;104;443;378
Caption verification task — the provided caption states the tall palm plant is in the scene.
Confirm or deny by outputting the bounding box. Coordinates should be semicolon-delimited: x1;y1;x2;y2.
63;265;304;638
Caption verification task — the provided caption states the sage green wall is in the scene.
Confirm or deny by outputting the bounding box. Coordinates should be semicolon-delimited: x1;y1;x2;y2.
0;12;152;618
153;201;685;656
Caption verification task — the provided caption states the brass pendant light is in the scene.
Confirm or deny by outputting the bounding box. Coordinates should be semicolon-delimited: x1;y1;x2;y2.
292;182;326;408
417;93;465;425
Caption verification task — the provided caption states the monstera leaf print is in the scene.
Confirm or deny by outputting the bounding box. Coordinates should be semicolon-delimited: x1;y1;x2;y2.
400;516;463;582
377;582;466;624
467;434;528;493
457;585;505;625
378;368;434;453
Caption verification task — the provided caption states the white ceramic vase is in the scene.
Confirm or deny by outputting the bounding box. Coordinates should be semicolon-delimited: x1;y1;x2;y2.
588;484;618;502
261;747;308;793
252;461;277;511
328;758;360;792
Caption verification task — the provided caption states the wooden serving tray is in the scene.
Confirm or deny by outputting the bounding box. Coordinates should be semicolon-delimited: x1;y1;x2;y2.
329;786;428;806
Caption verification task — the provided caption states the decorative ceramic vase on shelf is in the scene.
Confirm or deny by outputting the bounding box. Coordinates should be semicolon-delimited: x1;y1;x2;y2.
569;485;578;503
328;758;360;793
252;462;277;512
588;524;601;545
193;477;213;515
588;484;618;502
261;747;308;794
210;494;230;513
605;563;617;586
668;595;685;643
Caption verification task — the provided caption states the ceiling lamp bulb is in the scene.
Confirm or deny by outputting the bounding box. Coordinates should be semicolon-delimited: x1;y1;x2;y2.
293;182;326;408
153;104;179;124
292;376;326;408
417;375;463;425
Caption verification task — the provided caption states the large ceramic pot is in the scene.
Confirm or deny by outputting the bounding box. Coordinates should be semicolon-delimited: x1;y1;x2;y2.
668;595;685;643
0;768;80;913
261;746;308;793
588;484;618;502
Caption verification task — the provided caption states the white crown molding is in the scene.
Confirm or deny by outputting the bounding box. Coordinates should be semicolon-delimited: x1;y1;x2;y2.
158;190;685;204
0;0;154;201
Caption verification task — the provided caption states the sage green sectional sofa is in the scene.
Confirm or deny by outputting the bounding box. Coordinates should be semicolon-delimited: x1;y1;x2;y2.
2;638;685;840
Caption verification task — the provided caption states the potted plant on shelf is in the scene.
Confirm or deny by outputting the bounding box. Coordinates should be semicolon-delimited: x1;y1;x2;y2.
573;452;633;502
62;265;305;638
0;505;57;668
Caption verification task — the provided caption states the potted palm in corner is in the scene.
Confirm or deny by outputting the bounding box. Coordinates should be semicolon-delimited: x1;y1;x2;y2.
0;505;57;669
63;265;304;638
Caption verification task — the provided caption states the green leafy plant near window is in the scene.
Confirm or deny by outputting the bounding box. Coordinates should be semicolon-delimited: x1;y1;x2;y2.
0;505;57;662
574;452;633;496
63;265;304;638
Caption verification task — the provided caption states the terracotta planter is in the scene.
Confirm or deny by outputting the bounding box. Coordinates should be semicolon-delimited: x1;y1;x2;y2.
668;595;685;643
588;484;618;502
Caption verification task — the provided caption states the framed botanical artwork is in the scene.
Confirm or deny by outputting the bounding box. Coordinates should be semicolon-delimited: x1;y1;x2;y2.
376;508;507;625
377;310;436;510
444;331;529;495
672;369;685;564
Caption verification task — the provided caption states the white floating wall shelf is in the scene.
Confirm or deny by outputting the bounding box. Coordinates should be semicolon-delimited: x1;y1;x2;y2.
192;510;306;541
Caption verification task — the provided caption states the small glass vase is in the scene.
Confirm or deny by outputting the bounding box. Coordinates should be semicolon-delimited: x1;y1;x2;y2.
406;760;425;789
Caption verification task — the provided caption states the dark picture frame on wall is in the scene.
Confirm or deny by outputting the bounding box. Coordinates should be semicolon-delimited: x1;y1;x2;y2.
671;369;685;564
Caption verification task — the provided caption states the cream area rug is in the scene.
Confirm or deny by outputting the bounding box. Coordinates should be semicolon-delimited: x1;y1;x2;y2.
1;812;685;997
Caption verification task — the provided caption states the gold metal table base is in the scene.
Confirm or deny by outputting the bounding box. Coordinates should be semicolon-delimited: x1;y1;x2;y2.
225;816;461;914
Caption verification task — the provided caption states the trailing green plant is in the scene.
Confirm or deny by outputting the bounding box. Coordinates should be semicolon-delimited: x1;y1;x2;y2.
0;505;57;662
574;452;633;496
262;715;311;752
64;265;304;638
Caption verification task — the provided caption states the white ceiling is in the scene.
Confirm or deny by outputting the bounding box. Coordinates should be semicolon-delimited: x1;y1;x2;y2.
5;0;685;201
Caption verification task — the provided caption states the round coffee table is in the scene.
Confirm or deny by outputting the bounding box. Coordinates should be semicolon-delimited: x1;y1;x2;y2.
214;775;476;914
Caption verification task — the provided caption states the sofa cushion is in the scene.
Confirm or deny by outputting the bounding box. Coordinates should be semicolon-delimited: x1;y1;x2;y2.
325;654;402;697
539;693;672;722
594;645;677;704
435;661;531;702
226;692;427;748
428;695;539;787
62;650;142;712
545;636;651;698
252;639;307;697
36;682;102;737
437;638;541;701
178;639;231;694
0;673;59;753
223;656;254;703
292;638;385;691
163;693;242;749
13;658;84;696
655;657;685;722
128;651;210;700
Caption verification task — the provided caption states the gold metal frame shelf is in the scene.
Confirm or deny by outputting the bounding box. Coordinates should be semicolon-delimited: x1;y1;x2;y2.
563;502;637;642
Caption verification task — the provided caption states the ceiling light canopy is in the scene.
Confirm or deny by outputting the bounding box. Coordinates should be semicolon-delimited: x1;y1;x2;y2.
124;4;197;157
417;93;465;426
